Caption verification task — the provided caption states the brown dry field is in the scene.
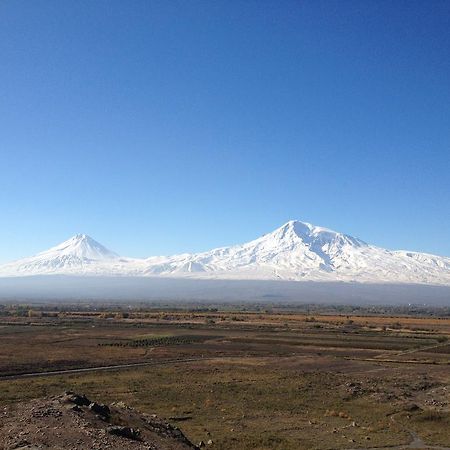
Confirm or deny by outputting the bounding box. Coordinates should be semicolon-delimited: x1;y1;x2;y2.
0;309;449;449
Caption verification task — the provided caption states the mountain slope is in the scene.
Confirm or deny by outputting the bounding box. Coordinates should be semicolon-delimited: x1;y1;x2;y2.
0;221;449;285
143;221;450;285
0;234;123;276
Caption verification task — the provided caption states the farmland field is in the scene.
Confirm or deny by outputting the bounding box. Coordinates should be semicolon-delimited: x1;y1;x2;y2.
0;305;449;449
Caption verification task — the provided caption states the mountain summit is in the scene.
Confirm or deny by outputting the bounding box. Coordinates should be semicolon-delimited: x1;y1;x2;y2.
44;234;119;261
0;234;119;275
272;220;367;248
0;221;449;285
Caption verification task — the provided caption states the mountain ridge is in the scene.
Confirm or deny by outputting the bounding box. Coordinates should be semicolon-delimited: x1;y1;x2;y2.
1;220;449;285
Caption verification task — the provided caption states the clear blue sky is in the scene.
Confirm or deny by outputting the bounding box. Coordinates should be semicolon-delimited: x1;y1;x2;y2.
0;0;449;262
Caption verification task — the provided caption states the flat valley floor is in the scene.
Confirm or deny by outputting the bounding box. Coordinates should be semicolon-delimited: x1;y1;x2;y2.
0;307;449;449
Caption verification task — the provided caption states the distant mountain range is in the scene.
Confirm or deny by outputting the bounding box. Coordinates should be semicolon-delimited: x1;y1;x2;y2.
1;220;449;285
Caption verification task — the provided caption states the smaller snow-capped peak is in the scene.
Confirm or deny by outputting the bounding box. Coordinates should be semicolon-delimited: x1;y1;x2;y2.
0;234;121;276
36;234;119;261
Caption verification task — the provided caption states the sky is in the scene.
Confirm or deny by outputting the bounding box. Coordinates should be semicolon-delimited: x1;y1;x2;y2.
0;0;449;262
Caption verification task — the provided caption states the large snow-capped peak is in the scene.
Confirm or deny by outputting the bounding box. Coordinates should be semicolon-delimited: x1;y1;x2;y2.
255;220;368;266
142;220;450;284
143;220;371;278
252;220;367;254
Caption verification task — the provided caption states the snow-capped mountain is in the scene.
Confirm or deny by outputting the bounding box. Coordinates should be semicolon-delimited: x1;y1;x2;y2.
142;220;450;285
0;234;130;276
1;221;450;285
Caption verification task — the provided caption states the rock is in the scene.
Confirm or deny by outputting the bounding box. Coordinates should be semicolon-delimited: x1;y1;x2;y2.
88;402;110;418
107;426;140;440
70;405;83;413
207;439;214;445
112;401;128;409
62;392;90;407
1;393;197;449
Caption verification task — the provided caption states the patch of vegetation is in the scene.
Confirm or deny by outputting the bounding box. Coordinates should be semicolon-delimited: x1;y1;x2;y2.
99;334;220;348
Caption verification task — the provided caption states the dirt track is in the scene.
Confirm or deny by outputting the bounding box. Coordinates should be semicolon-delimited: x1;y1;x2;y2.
0;357;215;380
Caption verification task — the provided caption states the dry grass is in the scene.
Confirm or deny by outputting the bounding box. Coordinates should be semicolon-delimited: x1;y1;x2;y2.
0;310;449;449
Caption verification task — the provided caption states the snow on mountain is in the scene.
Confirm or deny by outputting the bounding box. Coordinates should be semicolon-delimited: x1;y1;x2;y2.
0;234;131;276
44;234;118;260
1;221;449;285
142;220;450;284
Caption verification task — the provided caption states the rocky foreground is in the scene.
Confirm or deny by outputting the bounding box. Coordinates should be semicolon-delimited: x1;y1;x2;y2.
0;392;198;450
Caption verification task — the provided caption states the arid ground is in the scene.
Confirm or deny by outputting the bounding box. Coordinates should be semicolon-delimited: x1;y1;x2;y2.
0;304;449;449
